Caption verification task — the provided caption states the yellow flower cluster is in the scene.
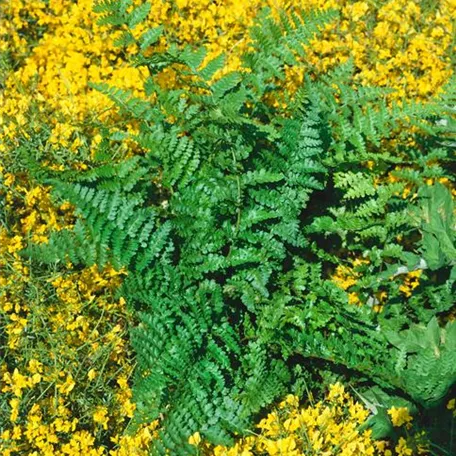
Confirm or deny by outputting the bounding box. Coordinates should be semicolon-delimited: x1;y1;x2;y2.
330;254;424;309
330;258;383;308
1;179;73;245
305;0;455;100
332;258;369;292
0;178;154;454
188;386;430;456
189;383;391;455
1;0;454;161
398;270;422;298
0;0;287;162
388;407;413;428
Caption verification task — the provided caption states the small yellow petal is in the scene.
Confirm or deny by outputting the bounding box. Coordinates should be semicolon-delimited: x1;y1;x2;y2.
188;431;202;446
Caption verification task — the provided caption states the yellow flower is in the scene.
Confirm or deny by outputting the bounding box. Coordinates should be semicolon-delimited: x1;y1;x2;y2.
57;373;76;396
88;368;97;381
258;412;281;437
399;270;422;297
3;173;15;187
327;382;346;402
9;398;20;422
5;368;30;397
279;394;299;409
188;431;202;446
388;407;413;427
348;292;361;305
348;2;370;21
120;398;136;418
7;236;24;254
395;437;413;456
30;373;42;385
349;403;369;424
264;436;298;455
27;359;43;374
176;0;189;8
12;425;21;440
93;406;109;430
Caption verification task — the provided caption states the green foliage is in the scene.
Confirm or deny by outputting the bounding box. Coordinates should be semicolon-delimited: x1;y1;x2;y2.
358;387;416;440
385;317;456;406
24;3;456;454
418;183;456;270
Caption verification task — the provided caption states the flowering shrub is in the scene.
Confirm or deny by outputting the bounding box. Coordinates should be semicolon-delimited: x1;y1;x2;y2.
1;1;455;455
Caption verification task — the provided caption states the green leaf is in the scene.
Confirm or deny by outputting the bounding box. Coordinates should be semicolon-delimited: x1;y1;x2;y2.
139;26;164;50
426;316;441;355
114;30;135;47
211;72;242;99
199;53;226;81
181;46;208;71
362;409;394;440
420;183;456;270
128;1;151;28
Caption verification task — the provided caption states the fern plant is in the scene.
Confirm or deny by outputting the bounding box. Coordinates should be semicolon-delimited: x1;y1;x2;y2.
24;2;456;453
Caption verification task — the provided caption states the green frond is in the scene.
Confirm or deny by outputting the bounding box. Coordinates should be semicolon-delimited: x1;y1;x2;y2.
21;2;456;452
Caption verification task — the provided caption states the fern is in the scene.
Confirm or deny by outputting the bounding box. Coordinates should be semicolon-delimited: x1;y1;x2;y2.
93;0;132;26
23;3;456;453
